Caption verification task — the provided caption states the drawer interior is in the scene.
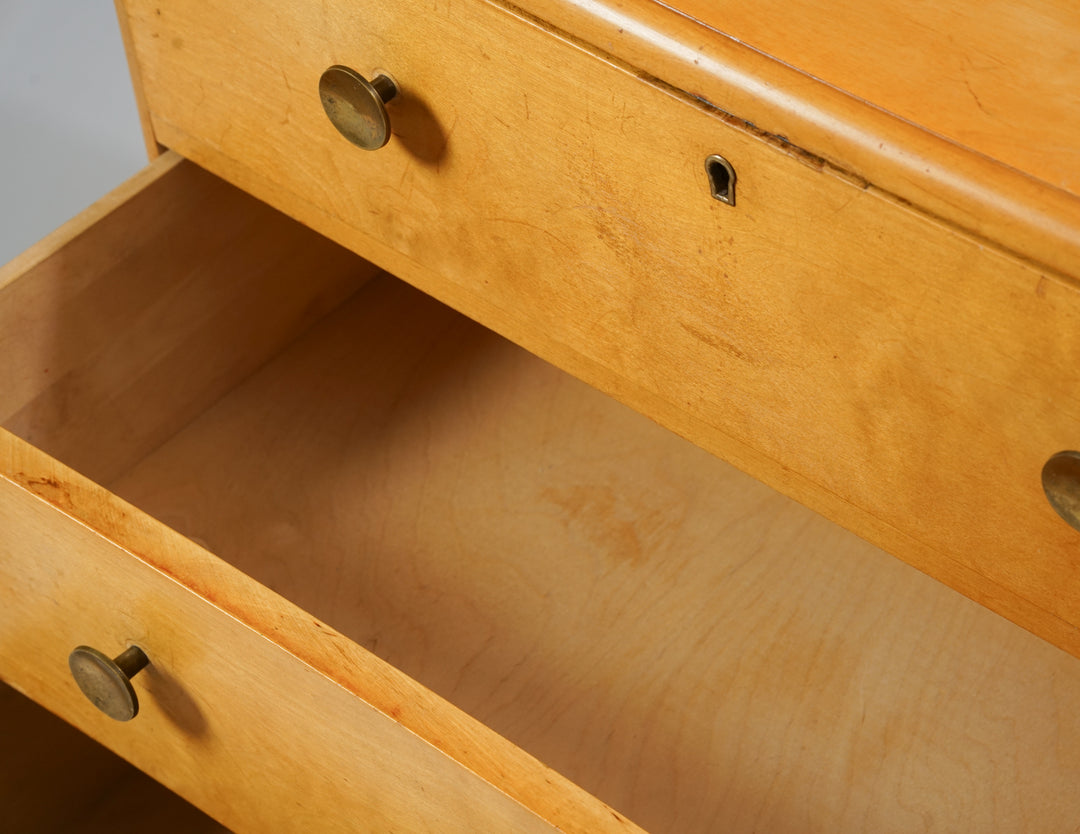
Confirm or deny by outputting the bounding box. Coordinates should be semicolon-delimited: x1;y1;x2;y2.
3;156;1080;833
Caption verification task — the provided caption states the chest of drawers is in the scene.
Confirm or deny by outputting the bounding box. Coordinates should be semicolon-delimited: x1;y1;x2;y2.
3;0;1080;831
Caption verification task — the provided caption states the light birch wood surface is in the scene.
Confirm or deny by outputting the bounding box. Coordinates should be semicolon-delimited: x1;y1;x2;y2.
103;274;1080;834
119;0;1080;657
0;152;372;485
0;159;638;834
0;155;1077;831
672;0;1080;197
511;0;1080;280
0;439;617;833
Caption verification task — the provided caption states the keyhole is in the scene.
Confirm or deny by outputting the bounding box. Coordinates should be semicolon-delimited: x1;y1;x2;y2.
705;154;736;206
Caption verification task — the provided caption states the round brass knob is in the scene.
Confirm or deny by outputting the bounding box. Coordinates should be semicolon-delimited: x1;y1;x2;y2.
68;645;149;722
1043;451;1080;532
319;65;398;151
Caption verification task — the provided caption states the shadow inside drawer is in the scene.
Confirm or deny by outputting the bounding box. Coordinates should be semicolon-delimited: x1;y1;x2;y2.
107;275;1080;834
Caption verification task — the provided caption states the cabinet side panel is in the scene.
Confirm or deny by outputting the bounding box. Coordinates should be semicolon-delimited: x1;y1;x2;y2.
114;0;164;158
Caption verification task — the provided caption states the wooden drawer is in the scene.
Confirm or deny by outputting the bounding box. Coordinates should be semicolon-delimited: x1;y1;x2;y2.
115;0;1080;658
0;155;618;833
3;153;1080;832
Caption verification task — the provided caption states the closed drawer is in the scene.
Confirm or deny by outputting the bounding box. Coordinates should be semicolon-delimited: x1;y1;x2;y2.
117;0;1080;657
2;153;1080;831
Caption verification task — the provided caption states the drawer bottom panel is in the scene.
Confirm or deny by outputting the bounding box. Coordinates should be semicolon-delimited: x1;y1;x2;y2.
108;276;1080;833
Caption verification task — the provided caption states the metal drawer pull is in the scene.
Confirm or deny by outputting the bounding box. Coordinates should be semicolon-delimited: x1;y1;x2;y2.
319;65;398;151
1043;450;1080;532
68;645;150;721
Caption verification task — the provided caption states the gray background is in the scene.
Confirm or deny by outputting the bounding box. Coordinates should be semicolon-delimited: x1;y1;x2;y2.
1;1;147;265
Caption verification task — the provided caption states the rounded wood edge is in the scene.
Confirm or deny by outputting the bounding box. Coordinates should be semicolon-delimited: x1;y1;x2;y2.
499;0;1080;283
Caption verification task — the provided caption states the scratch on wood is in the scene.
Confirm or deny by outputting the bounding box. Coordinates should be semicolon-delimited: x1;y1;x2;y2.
485;215;576;252
679;320;750;361
493;0;1080;283
686;91;870;184
495;0;871;187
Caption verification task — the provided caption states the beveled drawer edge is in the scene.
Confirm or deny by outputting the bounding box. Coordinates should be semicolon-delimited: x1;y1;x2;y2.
0;427;644;833
494;0;1080;284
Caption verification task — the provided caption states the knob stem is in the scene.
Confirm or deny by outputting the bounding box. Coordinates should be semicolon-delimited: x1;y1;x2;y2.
113;645;151;678
370;73;398;104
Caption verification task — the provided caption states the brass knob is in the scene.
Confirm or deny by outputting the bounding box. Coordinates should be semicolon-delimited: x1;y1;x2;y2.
319;65;398;151
69;645;149;721
1043;451;1080;532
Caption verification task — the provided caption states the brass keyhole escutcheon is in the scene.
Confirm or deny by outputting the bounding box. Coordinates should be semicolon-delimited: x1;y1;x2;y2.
69;645;150;721
705;154;736;206
1042;451;1080;532
319;65;398;151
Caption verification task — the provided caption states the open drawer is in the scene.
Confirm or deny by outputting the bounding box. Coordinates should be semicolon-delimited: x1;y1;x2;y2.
2;154;1079;832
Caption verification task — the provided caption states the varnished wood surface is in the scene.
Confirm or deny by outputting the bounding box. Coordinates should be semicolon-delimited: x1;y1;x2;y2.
113;0;164;158
514;0;1080;280
671;0;1080;196
102;275;1080;834
0;160;633;833
0;683;228;833
121;0;1080;657
0;431;633;834
0;149;1076;829
0;153;371;485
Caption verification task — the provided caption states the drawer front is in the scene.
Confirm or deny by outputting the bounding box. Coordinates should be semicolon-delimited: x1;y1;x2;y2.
0;433;578;833
0;159;639;834
120;0;1080;655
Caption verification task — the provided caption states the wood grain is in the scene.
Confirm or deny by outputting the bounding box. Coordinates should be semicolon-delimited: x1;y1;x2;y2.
0;428;639;834
0;683;227;833
113;0;163;158
0;152;373;485
512;0;1080;280
0;157;636;832
673;0;1080;195
107;275;1080;834
121;0;1080;656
